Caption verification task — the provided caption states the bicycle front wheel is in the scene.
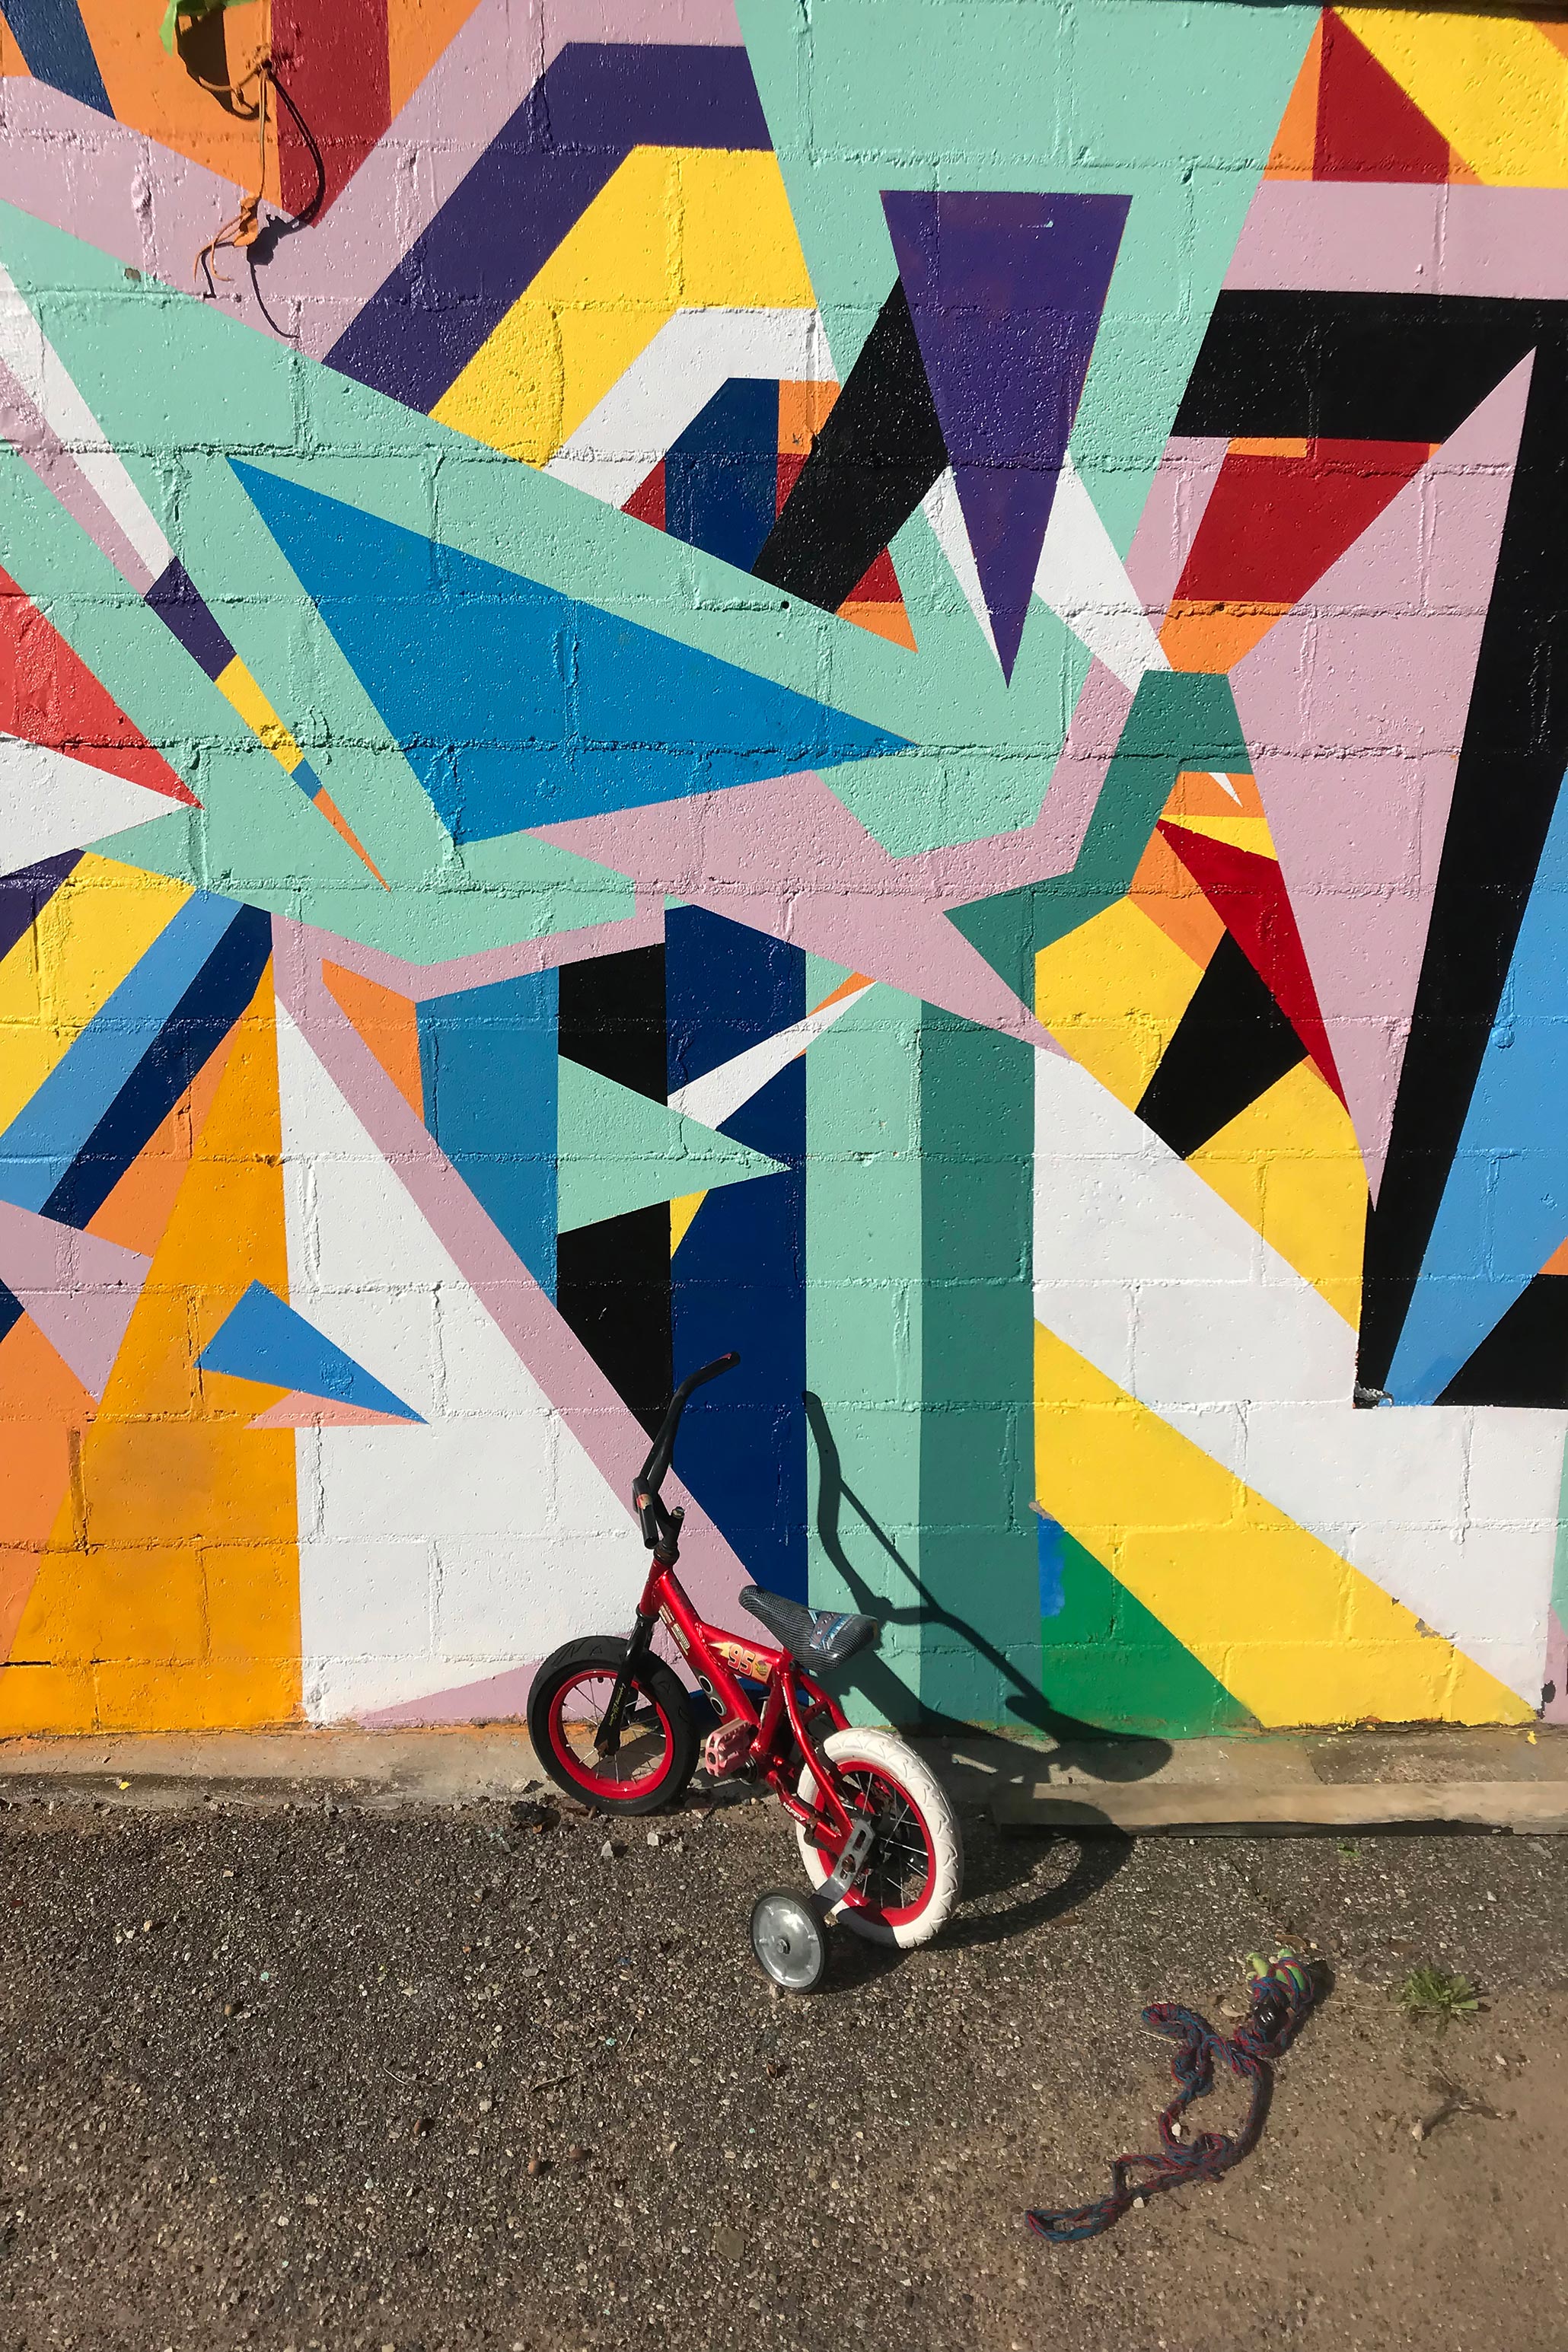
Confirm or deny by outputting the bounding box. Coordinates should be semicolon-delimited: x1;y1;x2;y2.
527;1638;696;1815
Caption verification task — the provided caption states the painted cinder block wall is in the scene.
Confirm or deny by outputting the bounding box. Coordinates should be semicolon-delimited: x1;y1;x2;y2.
1;0;1566;1739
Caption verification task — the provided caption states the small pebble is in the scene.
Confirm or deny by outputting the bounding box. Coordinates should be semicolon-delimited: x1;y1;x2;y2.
566;2143;585;2164
600;1840;614;1858
646;1830;661;1848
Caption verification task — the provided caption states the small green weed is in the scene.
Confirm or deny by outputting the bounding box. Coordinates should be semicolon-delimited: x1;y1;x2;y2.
1396;1965;1481;2029
1335;1837;1361;1862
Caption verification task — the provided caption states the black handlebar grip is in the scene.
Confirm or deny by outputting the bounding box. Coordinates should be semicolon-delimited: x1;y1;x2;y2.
635;1352;741;1495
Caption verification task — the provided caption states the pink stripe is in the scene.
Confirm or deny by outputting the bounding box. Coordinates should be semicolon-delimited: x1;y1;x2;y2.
1230;359;1531;1198
301;899;664;1001
0;355;158;591
0;81;247;294
1227;180;1568;301
361;1660;541;1729
535;772;1059;1048
273;919;752;1635
247;1392;415;1429
1125;436;1229;620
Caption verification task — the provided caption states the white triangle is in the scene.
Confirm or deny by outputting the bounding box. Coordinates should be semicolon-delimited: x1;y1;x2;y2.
0;733;180;874
273;1001;644;1724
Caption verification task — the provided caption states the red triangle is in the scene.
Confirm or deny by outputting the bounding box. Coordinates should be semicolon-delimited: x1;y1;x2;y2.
1158;824;1345;1103
0;568;196;805
622;464;666;531
1315;10;1449;183
776;452;808;515
843;547;902;604
1173;438;1429;610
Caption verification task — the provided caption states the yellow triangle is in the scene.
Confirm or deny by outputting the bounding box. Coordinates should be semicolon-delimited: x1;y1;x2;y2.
670;1190;707;1254
0;961;301;1733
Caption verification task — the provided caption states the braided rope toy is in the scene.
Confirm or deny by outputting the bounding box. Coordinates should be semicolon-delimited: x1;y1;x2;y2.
1026;1949;1318;2245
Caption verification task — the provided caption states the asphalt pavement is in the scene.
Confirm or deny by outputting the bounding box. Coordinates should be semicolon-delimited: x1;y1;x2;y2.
2;1785;1565;2351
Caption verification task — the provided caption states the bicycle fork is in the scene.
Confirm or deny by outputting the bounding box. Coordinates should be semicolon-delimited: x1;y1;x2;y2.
594;1608;658;1760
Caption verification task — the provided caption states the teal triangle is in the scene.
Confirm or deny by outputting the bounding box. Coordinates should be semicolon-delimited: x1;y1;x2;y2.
229;462;907;843
197;1281;424;1421
556;1058;786;1233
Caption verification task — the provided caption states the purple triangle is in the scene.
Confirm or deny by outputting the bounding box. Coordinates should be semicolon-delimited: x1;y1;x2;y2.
882;190;1130;679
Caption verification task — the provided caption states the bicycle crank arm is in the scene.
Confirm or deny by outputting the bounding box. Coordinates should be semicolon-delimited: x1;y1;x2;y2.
808;1817;875;1920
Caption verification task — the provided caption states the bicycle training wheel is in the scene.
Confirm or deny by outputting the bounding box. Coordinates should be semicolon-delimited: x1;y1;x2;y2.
527;1637;696;1815
795;1727;962;1949
750;1888;826;1993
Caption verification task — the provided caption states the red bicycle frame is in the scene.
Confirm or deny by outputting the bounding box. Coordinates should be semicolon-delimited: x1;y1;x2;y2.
633;1552;859;1850
600;1349;862;1852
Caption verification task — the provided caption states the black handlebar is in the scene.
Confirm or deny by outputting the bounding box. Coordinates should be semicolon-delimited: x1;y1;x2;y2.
629;1354;742;1514
636;1353;739;1500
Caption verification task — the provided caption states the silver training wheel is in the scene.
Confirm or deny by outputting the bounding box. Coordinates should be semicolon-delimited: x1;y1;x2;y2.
749;1888;827;1993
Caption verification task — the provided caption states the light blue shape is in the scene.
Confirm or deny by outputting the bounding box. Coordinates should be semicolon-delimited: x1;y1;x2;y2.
1036;1511;1067;1620
231;463;907;843
198;1281;424;1420
1388;769;1568;1402
0;895;241;1211
417;970;559;1296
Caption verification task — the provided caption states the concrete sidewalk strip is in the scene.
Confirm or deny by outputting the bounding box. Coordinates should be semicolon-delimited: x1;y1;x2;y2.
0;1723;1564;1830
947;1728;1568;1834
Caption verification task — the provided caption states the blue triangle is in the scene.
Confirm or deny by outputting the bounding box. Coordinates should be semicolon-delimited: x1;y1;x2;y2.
198;1281;425;1421
231;464;907;843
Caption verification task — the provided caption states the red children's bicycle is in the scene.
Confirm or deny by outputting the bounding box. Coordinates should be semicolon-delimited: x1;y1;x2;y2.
528;1354;962;1987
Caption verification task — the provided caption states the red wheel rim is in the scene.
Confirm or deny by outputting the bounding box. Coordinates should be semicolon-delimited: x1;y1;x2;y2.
819;1763;938;1929
546;1668;675;1801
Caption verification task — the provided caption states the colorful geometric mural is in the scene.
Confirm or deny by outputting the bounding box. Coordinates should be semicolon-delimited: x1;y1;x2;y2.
2;0;1567;1737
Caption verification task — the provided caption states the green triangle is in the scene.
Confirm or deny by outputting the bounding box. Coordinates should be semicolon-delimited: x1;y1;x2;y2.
1041;1521;1255;1739
555;1060;786;1234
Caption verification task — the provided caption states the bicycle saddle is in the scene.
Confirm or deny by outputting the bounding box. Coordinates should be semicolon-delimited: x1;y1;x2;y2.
739;1586;881;1670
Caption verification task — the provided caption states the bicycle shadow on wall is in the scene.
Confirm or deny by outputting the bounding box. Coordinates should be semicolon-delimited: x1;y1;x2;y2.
802;1391;1162;1954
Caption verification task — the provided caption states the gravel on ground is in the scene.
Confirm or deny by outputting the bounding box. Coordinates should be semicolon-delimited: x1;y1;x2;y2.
2;1785;1565;2352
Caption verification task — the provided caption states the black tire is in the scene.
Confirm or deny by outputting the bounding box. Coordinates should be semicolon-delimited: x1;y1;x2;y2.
527;1637;697;1815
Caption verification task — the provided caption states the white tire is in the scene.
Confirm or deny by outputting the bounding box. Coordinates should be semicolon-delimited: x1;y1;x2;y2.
795;1726;963;1949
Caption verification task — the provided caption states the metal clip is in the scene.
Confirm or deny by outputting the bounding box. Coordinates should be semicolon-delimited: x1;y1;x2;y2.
811;1816;875;1919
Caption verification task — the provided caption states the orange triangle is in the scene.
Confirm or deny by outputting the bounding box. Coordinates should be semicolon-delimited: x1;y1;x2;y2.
1127;821;1226;969
1265;11;1323;180
1;960;300;1733
313;786;390;887
322;961;422;1119
839;598;918;650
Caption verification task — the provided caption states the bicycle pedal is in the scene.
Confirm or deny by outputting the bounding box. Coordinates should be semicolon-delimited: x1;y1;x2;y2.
700;1718;753;1779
